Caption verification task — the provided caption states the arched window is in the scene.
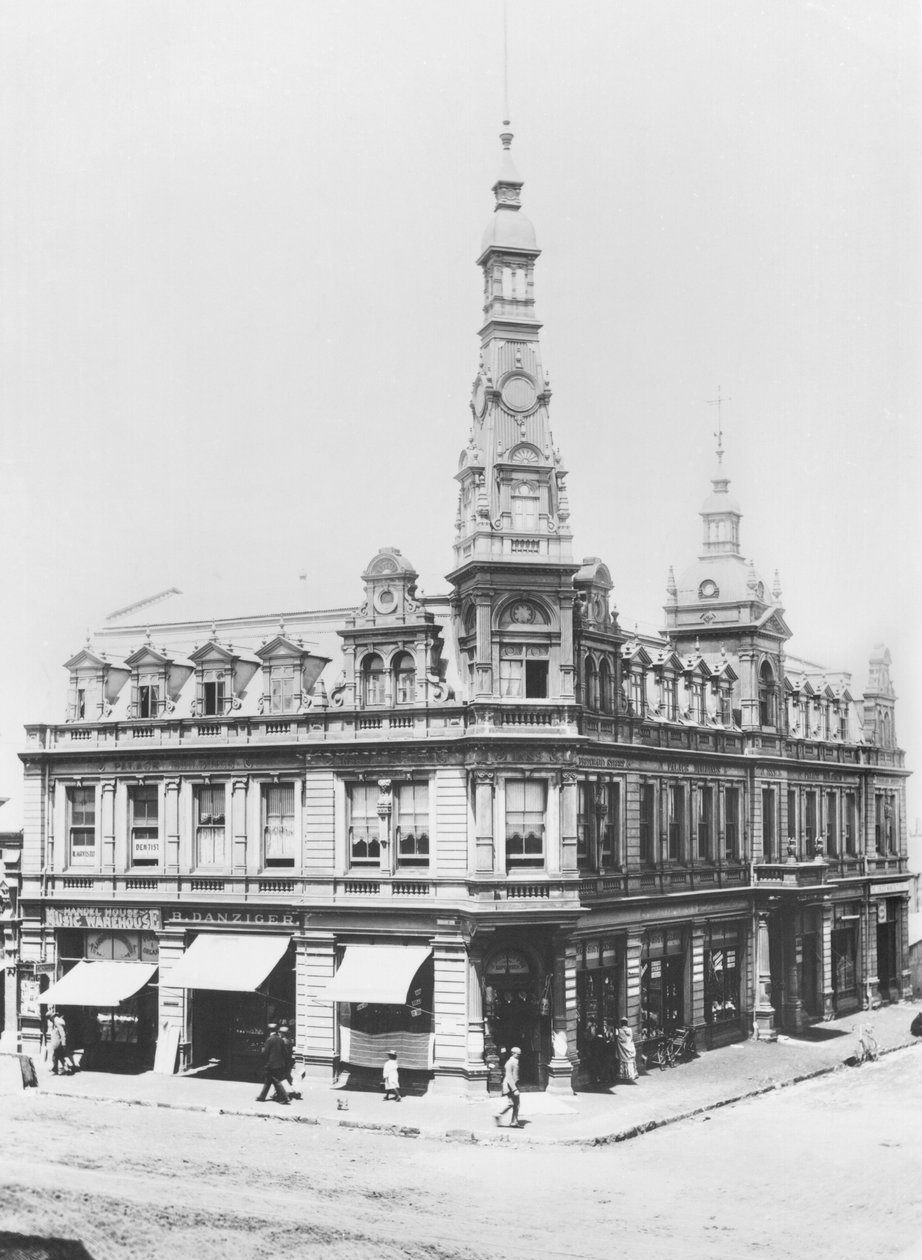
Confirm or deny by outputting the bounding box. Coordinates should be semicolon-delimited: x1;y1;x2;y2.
361;654;385;707
599;659;613;714
393;652;416;705
584;658;598;709
758;661;776;727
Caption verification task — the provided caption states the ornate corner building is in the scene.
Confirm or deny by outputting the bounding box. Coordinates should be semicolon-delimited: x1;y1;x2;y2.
14;128;910;1091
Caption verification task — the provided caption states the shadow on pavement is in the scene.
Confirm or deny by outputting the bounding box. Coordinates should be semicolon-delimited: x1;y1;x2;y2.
0;1233;96;1259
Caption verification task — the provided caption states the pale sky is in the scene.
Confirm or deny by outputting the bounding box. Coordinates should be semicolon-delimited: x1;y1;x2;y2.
1;1;919;826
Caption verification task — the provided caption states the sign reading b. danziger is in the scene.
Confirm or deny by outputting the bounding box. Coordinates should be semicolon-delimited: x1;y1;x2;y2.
46;905;162;931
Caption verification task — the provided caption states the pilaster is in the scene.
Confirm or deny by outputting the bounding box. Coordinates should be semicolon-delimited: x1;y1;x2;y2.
298;930;336;1080
429;933;469;1096
753;912;776;1039
100;779;116;871
474;772;495;874
164;779;180;872
547;931;578;1093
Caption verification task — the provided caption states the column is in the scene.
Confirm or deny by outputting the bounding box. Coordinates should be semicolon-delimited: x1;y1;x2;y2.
558;592;575;701
231;778;248;873
863;897;879;1009
781;909;804;1033
297;930;336;1081
466;950;490;1091
429;933;468;1095
821;902;835;1018
546;931;578;1094
739;649;758;729
690;921;706;1031
899;893;912;1000
474;596;493;698
164;779;180;873
560;773;578;873
474;772;495;874
156;930;188;1073
753;912;776;1039
100;779;116;871
624;932;644;1030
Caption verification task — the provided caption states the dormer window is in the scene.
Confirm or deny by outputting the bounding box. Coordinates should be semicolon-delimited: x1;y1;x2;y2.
270;666;295;714
203;676;226;716
138;683;160;719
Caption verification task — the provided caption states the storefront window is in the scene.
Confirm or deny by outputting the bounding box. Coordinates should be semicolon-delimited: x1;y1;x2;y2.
831;924;858;1000
705;947;739;1025
640;930;685;1037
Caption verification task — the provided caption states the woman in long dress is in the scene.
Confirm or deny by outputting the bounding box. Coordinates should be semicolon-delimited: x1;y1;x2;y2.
615;1018;638;1083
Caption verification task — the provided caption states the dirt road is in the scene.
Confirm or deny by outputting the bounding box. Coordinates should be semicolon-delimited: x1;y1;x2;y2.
1;1049;921;1260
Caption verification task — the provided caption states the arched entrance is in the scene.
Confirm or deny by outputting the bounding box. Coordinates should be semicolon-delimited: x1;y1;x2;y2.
483;945;550;1088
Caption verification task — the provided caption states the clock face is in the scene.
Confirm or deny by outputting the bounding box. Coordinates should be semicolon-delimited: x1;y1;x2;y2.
500;373;538;413
472;377;486;417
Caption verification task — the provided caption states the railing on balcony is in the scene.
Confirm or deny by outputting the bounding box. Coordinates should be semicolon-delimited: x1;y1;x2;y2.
754;861;828;887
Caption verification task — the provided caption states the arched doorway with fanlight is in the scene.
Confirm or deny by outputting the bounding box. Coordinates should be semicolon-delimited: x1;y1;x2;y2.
482;942;551;1089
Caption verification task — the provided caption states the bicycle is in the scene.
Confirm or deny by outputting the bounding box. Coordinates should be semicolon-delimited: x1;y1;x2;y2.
854;1023;879;1064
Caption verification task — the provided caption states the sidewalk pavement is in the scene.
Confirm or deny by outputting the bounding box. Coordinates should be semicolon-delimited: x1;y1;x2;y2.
26;1001;922;1148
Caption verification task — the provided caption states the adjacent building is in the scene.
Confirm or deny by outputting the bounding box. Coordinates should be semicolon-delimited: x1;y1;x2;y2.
15;126;911;1089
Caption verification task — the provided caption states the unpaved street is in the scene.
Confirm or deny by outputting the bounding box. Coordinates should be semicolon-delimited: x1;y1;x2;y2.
1;1050;921;1260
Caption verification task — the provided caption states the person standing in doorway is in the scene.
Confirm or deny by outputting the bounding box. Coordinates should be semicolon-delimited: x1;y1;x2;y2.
495;1046;522;1127
255;1022;290;1105
382;1050;402;1101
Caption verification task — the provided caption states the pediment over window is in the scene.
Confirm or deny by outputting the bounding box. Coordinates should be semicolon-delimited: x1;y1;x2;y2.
63;647;130;720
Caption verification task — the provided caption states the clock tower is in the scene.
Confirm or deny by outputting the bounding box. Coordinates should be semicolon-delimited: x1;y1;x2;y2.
448;125;578;705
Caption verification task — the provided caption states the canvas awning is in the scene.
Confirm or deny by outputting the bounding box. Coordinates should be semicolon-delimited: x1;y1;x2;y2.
40;961;158;1008
166;933;290;992
317;945;432;1005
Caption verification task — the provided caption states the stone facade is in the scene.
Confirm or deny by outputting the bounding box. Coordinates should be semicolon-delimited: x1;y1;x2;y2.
13;127;911;1089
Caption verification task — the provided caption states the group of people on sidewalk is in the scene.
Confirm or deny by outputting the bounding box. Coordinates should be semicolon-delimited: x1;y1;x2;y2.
257;1023;404;1107
46;1010;78;1076
582;1018;639;1087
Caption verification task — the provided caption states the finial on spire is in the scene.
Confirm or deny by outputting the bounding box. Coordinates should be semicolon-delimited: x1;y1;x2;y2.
772;569;782;602
707;387;731;468
666;565;677;599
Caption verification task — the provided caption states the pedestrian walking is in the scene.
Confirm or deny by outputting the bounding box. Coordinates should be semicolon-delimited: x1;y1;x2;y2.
495;1046;522;1127
278;1024;301;1099
615;1018;638;1083
49;1011;77;1075
255;1022;290;1104
382;1050;402;1101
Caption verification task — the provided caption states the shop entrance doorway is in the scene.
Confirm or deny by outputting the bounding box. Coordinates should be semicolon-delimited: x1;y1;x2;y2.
877;920;898;1001
484;947;549;1089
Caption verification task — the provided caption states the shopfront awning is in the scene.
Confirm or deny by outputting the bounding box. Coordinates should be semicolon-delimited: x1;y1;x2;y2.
40;961;158;1008
166;933;290;992
317;945;432;1005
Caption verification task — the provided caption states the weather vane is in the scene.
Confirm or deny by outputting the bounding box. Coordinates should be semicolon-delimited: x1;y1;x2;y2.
706;387;731;466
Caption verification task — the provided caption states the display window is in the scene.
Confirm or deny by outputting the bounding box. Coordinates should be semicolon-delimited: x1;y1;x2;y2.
640;929;685;1036
340;955;434;1071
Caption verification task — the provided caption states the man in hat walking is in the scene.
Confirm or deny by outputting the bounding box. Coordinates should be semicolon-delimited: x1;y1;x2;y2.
495;1047;522;1127
256;1022;290;1104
